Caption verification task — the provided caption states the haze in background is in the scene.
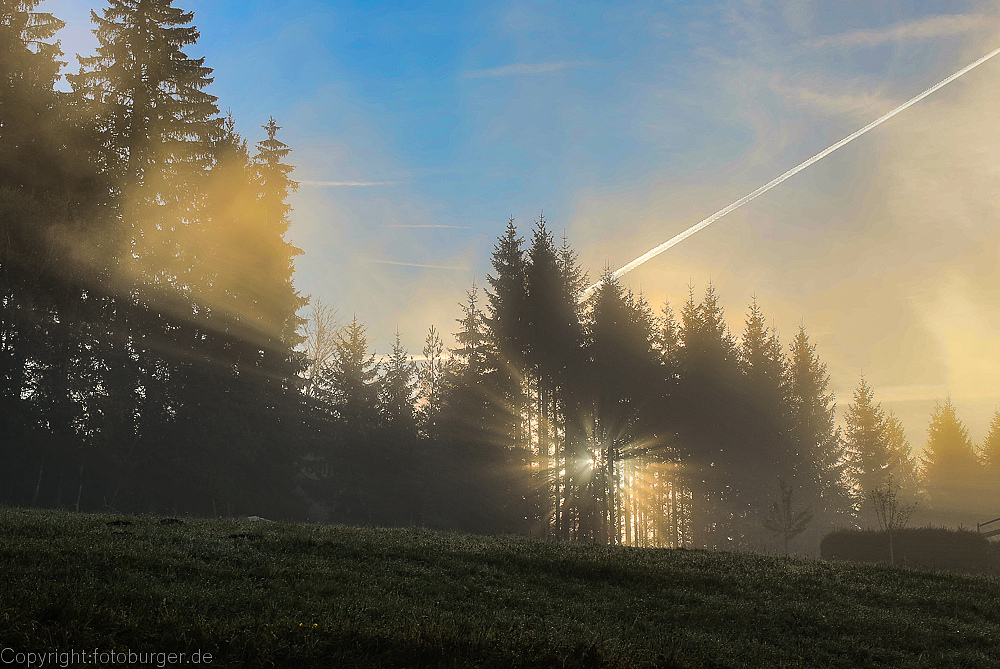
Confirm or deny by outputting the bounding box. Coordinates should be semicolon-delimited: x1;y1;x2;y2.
40;0;1000;453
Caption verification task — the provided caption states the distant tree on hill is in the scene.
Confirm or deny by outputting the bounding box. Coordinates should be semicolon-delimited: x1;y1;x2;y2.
921;398;982;515
381;329;418;433
417;324;447;439
453;281;487;376
843;375;918;525
981;409;1000;510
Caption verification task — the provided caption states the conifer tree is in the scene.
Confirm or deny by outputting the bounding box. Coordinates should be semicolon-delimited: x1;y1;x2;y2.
0;1;66;193
483;216;528;379
880;409;919;498
453;280;486;376
737;296;794;548
59;1;224;513
523;215;565;537
554;231;588;539
843;375;888;517
583;269;661;543
787;325;848;531
381;329;418;433
323;315;380;429
376;328;421;524
0;0;69;441
843;375;918;526
655;301;681;374
981;410;1000;509
69;0;222;283
922;398;982;515
417;324;446;438
307;316;381;523
482;217;528;482
251;116;306;356
983;409;1000;477
675;282;742;547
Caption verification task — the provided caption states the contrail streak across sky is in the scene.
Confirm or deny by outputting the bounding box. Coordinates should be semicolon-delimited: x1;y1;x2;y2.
580;44;1000;301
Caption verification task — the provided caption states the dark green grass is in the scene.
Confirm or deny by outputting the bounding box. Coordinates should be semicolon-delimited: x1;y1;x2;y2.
2;507;999;668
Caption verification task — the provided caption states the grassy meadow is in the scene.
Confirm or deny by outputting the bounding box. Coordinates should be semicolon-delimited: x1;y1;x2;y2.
1;507;999;668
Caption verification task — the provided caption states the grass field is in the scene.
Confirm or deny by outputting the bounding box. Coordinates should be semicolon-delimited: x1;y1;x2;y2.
1;507;999;668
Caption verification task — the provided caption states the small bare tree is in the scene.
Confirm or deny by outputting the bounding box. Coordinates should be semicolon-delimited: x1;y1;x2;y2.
300;297;340;398
762;479;813;556
869;475;917;565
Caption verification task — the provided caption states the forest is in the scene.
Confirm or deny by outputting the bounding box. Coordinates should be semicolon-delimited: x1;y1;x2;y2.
2;0;997;555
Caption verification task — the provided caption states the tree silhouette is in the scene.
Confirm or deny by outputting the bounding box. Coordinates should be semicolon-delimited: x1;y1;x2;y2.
787;325;849;536
982;409;1000;511
761;479;813;556
843;375;917;523
868;475;916;565
736;296;794;548
922;397;982;516
675;281;742;548
301;297;340;398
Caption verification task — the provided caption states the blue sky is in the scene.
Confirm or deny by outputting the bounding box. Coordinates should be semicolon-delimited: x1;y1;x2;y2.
40;0;1000;451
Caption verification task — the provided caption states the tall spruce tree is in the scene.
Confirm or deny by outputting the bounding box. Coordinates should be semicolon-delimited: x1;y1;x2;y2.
584;269;661;543
843;375;917;526
982;409;1000;509
737;296;794;548
881;409;919;498
675;281;742;548
60;0;225;514
482;217;528;488
523;215;565;537
309;315;381;523
381;329;418;433
68;0;222;284
921;397;982;516
251;116;306;357
787;325;848;540
322;315;380;428
554;231;588;539
377;328;421;524
453;280;486;376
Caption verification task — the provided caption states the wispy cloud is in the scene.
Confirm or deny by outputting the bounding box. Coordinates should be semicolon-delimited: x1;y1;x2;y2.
298;180;396;187
369;259;469;271
811;14;986;49
386;224;474;229
464;60;589;79
764;72;899;116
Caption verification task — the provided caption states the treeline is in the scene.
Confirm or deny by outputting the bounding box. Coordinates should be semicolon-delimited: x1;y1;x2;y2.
2;1;997;551
301;213;999;551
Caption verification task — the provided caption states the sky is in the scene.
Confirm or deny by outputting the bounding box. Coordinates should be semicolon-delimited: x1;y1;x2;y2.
39;0;1000;456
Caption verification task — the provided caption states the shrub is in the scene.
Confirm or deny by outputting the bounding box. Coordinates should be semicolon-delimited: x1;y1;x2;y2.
820;527;997;575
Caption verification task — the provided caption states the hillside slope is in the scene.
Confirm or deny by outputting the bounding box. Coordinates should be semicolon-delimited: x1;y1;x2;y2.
1;508;998;668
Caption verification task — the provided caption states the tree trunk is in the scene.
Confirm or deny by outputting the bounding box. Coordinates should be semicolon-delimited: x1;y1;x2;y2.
31;462;44;507
74;464;84;512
